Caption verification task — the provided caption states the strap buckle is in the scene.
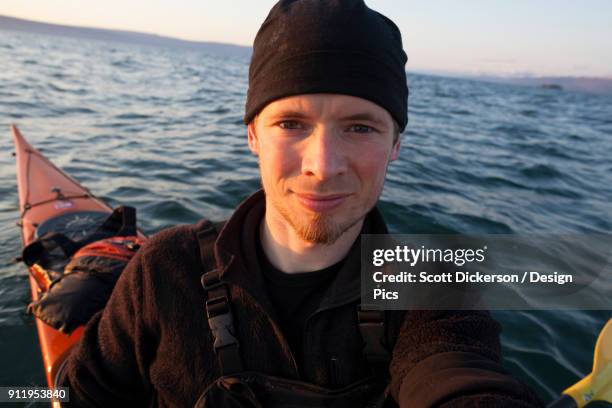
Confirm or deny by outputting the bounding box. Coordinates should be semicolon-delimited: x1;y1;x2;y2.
201;269;224;292
202;271;239;351
197;221;242;374
205;294;239;350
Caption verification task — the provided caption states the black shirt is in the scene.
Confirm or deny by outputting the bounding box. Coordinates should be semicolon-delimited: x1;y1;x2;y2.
255;234;343;369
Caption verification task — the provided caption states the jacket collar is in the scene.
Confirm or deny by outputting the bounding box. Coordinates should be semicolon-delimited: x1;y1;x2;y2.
214;189;389;311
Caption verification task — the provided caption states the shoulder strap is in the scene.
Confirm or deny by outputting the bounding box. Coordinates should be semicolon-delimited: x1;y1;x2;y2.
196;220;223;272
196;220;243;375
357;305;391;377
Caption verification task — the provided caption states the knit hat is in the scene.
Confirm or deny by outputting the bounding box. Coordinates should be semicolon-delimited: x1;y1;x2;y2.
244;0;409;131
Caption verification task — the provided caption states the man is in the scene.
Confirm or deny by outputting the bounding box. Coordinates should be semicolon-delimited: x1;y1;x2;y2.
60;1;543;406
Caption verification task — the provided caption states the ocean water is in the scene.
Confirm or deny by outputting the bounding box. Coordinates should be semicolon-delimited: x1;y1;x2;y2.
0;29;611;403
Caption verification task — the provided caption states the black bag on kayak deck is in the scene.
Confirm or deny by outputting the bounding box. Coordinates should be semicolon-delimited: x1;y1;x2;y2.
23;206;146;334
21;206;138;274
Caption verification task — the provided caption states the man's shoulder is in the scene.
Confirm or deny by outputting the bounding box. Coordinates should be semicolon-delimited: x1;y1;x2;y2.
138;219;215;267
125;219;226;304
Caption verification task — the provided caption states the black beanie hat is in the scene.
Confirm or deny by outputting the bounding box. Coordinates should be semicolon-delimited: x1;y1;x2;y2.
244;0;409;132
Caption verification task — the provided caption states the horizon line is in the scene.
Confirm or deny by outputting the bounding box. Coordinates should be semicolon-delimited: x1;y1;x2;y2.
2;13;612;81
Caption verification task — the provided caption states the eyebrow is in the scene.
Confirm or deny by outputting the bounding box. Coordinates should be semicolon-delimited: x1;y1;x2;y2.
268;110;311;119
339;113;388;127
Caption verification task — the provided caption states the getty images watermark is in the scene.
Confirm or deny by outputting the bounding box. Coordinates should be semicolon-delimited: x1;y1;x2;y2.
361;234;612;310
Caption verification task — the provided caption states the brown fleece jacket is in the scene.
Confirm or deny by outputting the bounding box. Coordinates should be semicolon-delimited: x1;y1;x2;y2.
59;190;543;407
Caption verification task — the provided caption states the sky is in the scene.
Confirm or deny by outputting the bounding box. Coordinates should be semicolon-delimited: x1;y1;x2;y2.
2;0;612;78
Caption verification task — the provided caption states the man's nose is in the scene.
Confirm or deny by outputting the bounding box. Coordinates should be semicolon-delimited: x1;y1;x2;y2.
301;126;347;180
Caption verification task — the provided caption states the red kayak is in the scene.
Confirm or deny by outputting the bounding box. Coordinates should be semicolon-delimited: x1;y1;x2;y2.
11;124;145;392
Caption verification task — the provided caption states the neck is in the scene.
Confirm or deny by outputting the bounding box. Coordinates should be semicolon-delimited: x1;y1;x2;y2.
260;203;364;273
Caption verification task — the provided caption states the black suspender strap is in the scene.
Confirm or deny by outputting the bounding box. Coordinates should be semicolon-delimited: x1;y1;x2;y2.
197;220;243;375
357;305;390;365
196;220;219;278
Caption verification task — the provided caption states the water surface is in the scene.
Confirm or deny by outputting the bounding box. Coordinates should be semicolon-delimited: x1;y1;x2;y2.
0;29;611;402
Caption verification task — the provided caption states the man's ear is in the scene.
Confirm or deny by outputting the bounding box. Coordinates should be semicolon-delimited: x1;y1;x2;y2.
390;136;401;161
247;122;260;155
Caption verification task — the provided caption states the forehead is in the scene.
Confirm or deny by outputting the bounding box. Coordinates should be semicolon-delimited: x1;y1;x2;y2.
259;94;392;123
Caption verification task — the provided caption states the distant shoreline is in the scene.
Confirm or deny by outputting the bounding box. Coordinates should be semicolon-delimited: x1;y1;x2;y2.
410;70;612;96
0;14;251;57
2;14;611;95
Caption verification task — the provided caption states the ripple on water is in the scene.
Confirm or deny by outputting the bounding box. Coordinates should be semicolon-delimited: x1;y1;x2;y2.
53;107;97;115
511;142;576;161
114;113;154;120
449;109;471;116
144;199;203;225
48;82;88;95
519;163;563;179
520;109;539;117
108;185;153;199
444;212;514;233
0;273;31;326
376;201;459;234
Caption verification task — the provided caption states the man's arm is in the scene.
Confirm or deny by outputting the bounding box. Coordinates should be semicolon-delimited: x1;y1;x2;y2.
389;310;544;407
58;248;156;407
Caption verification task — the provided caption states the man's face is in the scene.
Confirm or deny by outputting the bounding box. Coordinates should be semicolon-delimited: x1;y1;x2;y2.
248;94;400;245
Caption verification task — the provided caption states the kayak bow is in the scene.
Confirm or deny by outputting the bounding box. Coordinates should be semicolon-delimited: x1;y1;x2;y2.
11;124;146;394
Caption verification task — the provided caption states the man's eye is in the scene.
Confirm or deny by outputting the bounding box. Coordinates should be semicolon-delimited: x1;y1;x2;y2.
278;120;303;130
347;124;374;133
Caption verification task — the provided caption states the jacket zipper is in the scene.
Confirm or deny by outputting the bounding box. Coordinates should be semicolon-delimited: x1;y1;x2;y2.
329;355;339;388
225;281;301;379
256;300;301;377
302;293;361;377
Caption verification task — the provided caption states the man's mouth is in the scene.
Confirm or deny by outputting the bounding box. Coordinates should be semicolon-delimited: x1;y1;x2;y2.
293;192;350;212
